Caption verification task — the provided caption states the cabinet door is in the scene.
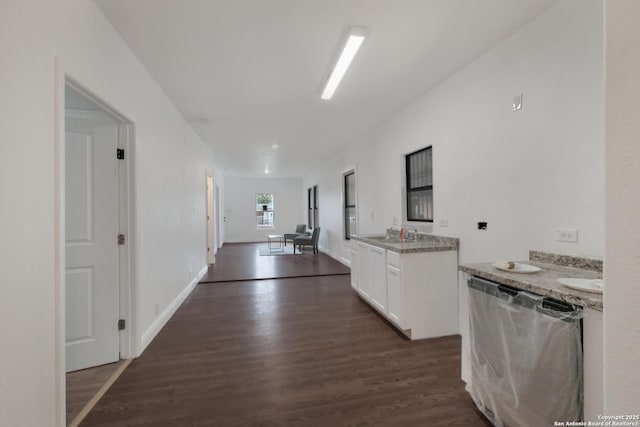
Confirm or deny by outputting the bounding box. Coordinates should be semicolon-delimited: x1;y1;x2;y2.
583;308;604;421
349;247;359;291
387;265;404;328
357;243;372;300
369;245;387;313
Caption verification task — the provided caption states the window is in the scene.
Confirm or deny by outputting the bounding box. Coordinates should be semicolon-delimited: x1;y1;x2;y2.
307;186;319;228
405;147;433;222
256;193;274;229
344;171;356;239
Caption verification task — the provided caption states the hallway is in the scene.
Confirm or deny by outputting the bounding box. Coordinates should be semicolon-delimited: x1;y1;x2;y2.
81;245;489;426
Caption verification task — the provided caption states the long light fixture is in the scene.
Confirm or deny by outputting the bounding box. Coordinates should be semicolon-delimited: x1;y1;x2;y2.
321;28;366;100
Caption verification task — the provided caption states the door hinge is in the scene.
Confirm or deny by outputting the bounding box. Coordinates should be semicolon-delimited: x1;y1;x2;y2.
118;234;125;245
118;319;125;330
207;247;210;252
117;148;125;160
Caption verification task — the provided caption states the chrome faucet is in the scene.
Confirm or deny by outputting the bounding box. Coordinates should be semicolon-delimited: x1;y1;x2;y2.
405;228;419;241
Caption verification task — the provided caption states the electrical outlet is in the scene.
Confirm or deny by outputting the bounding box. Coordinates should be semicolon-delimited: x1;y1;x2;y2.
439;219;449;227
154;303;159;316
556;228;578;243
189;268;193;278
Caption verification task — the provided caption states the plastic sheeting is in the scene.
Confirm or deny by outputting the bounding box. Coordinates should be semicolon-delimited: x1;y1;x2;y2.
468;276;583;427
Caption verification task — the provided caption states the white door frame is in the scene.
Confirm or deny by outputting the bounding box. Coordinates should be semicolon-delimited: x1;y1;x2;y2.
206;174;215;265
54;57;137;427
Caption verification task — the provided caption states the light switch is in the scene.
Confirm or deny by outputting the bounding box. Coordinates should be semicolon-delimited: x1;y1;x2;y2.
513;94;523;111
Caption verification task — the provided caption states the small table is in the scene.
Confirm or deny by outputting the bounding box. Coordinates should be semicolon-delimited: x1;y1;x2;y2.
268;234;284;252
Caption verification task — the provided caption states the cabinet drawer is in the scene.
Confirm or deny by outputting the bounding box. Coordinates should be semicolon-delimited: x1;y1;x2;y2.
386;250;400;268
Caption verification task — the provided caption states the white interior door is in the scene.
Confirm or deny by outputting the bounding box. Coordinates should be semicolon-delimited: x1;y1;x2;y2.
65;110;120;372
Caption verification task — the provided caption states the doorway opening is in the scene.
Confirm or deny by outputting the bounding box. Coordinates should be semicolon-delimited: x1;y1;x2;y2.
55;60;136;426
216;184;223;249
206;175;215;265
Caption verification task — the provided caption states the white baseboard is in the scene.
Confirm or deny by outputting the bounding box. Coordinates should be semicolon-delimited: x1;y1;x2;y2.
318;245;352;268
138;265;208;354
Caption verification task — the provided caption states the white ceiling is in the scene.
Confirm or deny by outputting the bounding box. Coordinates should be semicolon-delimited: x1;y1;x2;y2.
95;0;559;178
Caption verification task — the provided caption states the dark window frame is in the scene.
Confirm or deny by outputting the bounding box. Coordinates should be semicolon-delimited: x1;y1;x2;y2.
405;146;433;223
307;187;313;228
313;185;319;228
344;171;356;240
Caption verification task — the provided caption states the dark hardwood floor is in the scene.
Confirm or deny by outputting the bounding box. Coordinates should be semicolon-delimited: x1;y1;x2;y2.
82;245;489;426
200;243;350;283
67;360;126;425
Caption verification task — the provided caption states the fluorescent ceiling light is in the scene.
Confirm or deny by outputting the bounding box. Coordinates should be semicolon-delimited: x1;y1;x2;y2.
321;29;366;100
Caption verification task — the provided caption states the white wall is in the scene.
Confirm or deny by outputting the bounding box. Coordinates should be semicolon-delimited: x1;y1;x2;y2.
224;177;303;242
604;0;640;414
0;0;222;425
304;0;604;266
299;149;360;262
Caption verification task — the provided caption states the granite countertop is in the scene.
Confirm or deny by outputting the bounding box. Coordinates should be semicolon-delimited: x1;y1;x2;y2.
459;251;603;311
351;234;458;254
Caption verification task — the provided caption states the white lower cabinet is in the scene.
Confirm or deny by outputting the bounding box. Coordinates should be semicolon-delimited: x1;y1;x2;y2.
386;265;404;328
357;242;372;300
369;245;387;313
353;241;458;340
583;308;604;422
